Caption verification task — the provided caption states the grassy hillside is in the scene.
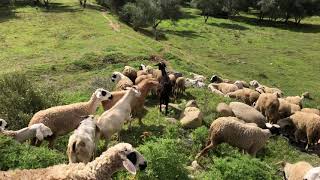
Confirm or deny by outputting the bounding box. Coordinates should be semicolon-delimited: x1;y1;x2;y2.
0;0;320;179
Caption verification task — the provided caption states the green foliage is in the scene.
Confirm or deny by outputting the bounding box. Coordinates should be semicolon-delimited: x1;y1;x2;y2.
0;73;61;130
0;135;66;170
136;138;189;180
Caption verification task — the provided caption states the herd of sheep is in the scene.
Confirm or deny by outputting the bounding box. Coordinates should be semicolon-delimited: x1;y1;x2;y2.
0;61;319;179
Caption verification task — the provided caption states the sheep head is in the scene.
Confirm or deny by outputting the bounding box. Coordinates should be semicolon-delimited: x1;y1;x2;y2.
125;86;141;98
29;123;53;141
111;143;147;175
95;88;113;101
0;119;8;131
111;72;124;83
210;75;222;83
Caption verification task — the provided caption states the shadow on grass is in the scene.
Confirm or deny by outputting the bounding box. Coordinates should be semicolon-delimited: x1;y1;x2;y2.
162;29;205;39
0;6;19;23
39;2;81;13
230;16;320;33
120;124;165;147
208;22;250;31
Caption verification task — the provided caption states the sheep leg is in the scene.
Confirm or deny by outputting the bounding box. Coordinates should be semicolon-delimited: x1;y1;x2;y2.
196;141;215;160
83;0;86;8
47;134;56;149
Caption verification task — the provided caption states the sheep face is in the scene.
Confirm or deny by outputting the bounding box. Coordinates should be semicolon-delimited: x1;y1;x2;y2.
304;167;320;180
30;123;53;141
111;72;122;83
139;64;146;70
250;80;260;88
95;88;113;101
210;75;221;83
115;143;147;175
0;119;8;131
126;86;141;98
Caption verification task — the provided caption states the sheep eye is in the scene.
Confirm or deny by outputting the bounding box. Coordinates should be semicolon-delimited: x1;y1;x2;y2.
101;91;107;96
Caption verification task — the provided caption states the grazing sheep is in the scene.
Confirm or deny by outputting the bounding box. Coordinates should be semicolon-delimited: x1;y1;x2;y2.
285;92;310;107
122;66;137;84
250;80;283;96
282;161;313;180
174;77;186;97
28;88;113;148
278;112;320;150
190;72;206;82
278;98;301;118
302;108;320;116
67;115;100;164
156;62;172;115
216;102;234;117
196;117;272;159
111;72;134;91
208;83;240;94
304;167;320;180
101;78;159;124
208;84;224;96
254;93;280;124
98;87;141;148
226;88;260;105
0;119;52;143
0;143;147;180
186;78;206;88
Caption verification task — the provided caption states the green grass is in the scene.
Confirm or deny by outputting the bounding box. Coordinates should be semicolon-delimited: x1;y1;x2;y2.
0;0;320;179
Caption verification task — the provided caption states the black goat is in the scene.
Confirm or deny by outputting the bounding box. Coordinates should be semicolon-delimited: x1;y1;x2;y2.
155;62;172;115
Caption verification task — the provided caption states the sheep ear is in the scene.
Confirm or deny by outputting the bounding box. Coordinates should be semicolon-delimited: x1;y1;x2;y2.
36;128;44;141
122;159;137;175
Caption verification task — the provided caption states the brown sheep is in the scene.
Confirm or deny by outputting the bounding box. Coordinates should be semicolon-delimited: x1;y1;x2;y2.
174;77;186;97
301;108;320;116
226;88;260;105
282;161;313;180
209;83;240;94
278;98;301;119
122;66;137;84
254;93;280;124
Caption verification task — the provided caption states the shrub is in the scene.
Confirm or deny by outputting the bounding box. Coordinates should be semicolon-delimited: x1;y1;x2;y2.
136;138;189;180
0;135;66;170
0;73;61;130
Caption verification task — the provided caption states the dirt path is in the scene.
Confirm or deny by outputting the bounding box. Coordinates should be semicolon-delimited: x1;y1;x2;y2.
101;11;120;32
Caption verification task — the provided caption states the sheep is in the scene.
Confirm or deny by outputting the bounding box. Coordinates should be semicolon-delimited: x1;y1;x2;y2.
28;88;113;148
278;112;320;150
208;84;224;96
0;143;147;180
169;74;176;87
190;72;206;82
0;119;52;143
278;98;301;118
186;78;206;88
174;77;186;97
302;108;320;116
250;80;283;96
135;74;153;85
210;75;233;84
111;71;134;91
226;88;260;105
216;102;234;117
122;66;137;84
285;92;310;108
156;62;172;115
208;83;240;94
254;93;280;124
67;115;100;164
304;167;320;180
196;117;272;159
282;161;313;180
101;78;159;124
137;64;148;77
98;87;141;148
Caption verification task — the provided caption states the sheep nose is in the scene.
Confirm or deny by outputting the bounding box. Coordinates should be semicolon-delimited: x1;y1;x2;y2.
139;161;147;171
109;95;113;100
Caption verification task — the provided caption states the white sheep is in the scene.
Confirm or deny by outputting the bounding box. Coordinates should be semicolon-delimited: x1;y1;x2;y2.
28;88;113;148
284;92;309;107
111;71;134;91
67;115;100;164
208;83;240;94
208;84;224;96
186;78;206;88
250;80;283;96
98;87;141;148
282;161;313;180
190;72;206;82
304;167;320;180
196;117;272;159
0;143;147;180
226;88;260;105
0;119;52;143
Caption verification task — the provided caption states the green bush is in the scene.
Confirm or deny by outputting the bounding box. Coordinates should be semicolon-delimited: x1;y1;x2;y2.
136;138;189;180
0;73;61;130
0;135;67;170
